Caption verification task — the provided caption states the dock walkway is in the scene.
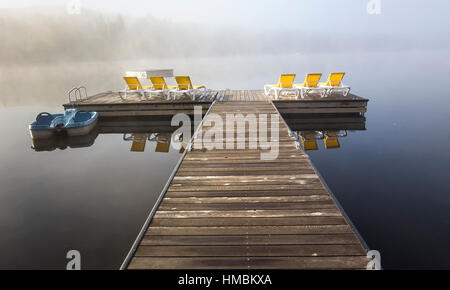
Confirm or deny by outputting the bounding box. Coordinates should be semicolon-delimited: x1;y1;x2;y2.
125;101;369;269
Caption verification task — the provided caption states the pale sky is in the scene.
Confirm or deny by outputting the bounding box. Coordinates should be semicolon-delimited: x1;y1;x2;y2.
1;0;450;37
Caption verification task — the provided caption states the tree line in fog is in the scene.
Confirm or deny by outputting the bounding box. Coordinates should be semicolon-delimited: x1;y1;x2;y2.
0;7;425;65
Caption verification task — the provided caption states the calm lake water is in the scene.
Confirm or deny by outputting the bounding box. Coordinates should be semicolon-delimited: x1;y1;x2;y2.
0;107;185;269
0;51;449;269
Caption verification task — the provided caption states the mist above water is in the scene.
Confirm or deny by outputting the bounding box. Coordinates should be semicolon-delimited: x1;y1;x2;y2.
0;6;449;107
0;6;424;65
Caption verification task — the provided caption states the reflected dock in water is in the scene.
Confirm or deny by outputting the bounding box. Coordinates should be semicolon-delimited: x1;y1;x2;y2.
31;117;191;154
284;113;366;151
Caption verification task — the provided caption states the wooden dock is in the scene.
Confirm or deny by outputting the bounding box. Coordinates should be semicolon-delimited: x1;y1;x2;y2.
123;101;370;270
64;90;368;117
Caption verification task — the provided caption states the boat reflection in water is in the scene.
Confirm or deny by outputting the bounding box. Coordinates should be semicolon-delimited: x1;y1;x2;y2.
31;124;101;151
30;117;191;154
284;113;367;151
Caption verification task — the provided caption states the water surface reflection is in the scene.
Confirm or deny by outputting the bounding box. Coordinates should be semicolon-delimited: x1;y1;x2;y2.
0;108;188;269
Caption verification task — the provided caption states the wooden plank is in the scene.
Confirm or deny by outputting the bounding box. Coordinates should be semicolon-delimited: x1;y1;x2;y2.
135;244;366;257
154;209;342;218
173;174;317;180
69;103;210;110
167;185;326;192
174;170;320;178
178;162;315;168
193;143;298;149
139;234;362;246
175;170;318;177
184;154;307;161
165;189;329;197
100;109;207;117
162;195;328;203
170;177;321;184
145;225;351;236
158;201;336;211
129;256;369;269
150;216;347;227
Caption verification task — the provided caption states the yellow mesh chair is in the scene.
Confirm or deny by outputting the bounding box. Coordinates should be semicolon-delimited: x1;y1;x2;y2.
324;131;340;149
319;72;351;97
264;74;298;99
155;134;171;153
119;77;151;100
148;76;176;99
300;132;319;151
294;73;327;99
169;76;207;101
130;134;147;152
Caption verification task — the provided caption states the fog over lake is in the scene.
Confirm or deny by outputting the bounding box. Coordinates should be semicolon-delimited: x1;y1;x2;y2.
1;4;449;106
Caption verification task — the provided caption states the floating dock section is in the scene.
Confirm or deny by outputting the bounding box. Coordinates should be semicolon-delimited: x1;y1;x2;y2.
64;90;367;117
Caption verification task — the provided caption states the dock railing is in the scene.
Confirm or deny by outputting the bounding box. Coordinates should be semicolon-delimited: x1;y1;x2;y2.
68;86;88;106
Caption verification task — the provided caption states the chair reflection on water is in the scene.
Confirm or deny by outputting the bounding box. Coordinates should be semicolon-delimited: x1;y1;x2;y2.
153;132;186;153
123;132;185;154
295;130;348;151
154;134;171;153
130;134;148;152
298;131;321;151
323;131;347;149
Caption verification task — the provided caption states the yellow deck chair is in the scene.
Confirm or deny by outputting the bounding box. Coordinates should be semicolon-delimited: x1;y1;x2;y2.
119;77;151;100
129;134;147;152
155;134;171;153
170;76;207;101
324;131;340;149
294;73;327;99
319;72;351;97
148;76;176;99
300;132;319;151
264;74;298;99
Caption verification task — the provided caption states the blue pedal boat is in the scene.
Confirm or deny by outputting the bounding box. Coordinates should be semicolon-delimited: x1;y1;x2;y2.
29;109;98;139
